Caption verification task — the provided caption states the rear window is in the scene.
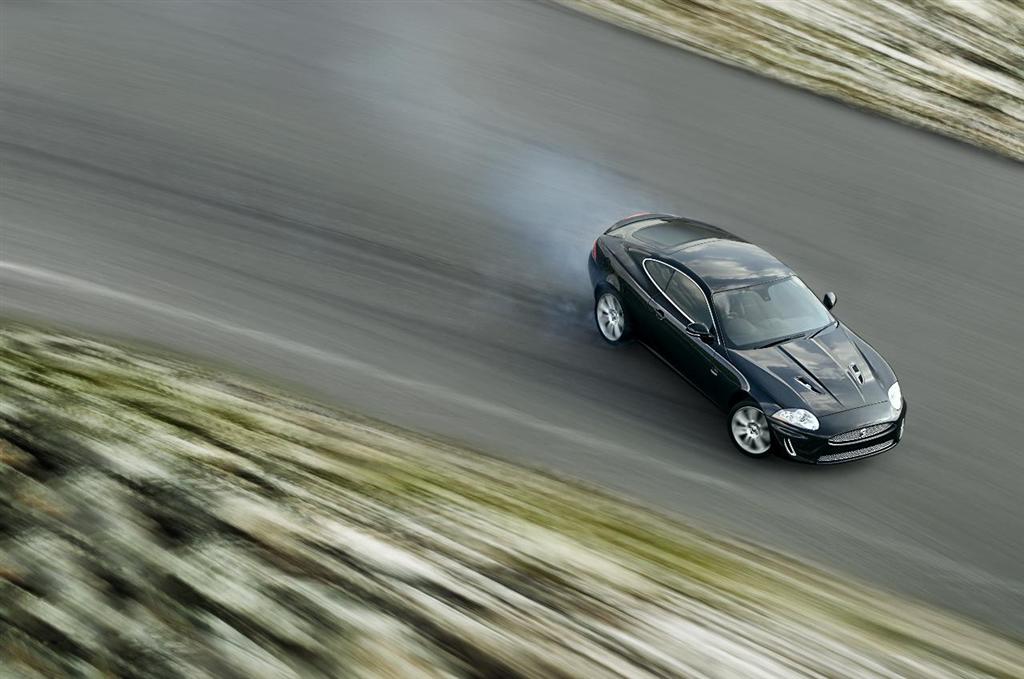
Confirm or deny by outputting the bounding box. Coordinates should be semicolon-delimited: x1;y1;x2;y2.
634;220;721;248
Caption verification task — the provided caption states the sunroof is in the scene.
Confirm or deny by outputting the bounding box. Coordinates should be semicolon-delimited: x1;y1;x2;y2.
633;220;721;248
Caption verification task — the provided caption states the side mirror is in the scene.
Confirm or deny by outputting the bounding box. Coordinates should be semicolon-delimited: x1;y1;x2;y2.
822;292;837;310
686;321;714;342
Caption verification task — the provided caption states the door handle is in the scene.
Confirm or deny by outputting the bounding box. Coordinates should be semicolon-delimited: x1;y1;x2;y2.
710;367;719;376
654;308;666;321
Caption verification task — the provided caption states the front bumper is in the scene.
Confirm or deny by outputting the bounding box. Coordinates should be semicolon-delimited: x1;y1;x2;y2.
769;400;907;464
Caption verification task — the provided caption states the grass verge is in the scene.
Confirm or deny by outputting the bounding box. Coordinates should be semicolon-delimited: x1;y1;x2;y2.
1;322;1021;677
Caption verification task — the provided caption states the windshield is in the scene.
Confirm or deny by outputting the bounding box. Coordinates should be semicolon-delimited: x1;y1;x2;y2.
713;277;832;349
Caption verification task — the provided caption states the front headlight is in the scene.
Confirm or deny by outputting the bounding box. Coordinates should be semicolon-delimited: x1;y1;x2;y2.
771;408;819;431
888;381;902;410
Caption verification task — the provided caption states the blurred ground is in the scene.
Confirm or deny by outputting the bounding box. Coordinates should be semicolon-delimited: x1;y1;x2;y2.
3;324;1022;677
2;0;1023;632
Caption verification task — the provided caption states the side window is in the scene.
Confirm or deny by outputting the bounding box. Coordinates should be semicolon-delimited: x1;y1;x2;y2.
664;270;713;327
644;260;674;290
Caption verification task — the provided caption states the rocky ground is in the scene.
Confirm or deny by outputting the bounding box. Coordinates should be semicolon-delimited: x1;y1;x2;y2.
1;323;1022;677
562;0;1024;160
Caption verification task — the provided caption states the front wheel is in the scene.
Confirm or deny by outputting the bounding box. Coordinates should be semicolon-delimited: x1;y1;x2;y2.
728;400;773;457
594;288;630;345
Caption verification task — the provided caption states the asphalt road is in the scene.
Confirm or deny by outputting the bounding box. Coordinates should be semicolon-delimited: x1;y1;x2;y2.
3;1;1023;632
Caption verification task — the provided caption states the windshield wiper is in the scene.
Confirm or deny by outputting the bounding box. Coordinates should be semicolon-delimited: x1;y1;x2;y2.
753;332;806;349
808;321;837;340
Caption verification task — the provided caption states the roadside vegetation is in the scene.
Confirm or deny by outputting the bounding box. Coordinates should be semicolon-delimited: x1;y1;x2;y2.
561;0;1024;160
2;323;1022;677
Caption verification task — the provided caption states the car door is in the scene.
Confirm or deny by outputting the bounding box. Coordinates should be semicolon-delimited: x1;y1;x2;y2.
642;260;738;408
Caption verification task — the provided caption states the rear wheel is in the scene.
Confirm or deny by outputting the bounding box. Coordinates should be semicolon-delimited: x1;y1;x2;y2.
728;400;773;457
594;288;630;345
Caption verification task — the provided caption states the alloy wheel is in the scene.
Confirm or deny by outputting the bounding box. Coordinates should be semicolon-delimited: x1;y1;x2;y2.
596;293;624;342
731;406;771;455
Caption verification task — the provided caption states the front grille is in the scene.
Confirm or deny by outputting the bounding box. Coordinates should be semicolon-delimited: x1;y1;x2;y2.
817;440;894;464
829;422;892;444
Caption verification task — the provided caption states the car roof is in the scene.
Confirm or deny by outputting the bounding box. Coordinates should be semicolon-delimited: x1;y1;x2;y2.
622;217;793;292
668;238;794;292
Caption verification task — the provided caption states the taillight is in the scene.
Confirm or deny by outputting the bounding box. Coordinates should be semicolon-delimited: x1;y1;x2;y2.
591;240;599;260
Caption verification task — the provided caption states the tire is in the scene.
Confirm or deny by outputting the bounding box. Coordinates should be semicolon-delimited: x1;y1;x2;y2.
594;287;630;345
728;400;773;458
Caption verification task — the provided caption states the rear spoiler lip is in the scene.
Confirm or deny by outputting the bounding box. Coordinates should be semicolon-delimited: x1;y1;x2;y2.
604;212;678;234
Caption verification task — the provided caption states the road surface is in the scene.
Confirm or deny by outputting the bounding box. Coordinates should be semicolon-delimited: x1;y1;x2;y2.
3;1;1023;631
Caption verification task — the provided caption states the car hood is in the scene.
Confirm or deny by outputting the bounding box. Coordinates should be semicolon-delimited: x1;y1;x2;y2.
729;323;893;415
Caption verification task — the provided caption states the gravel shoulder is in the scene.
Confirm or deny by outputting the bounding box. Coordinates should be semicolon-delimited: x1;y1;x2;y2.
560;0;1024;160
2;323;1021;677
